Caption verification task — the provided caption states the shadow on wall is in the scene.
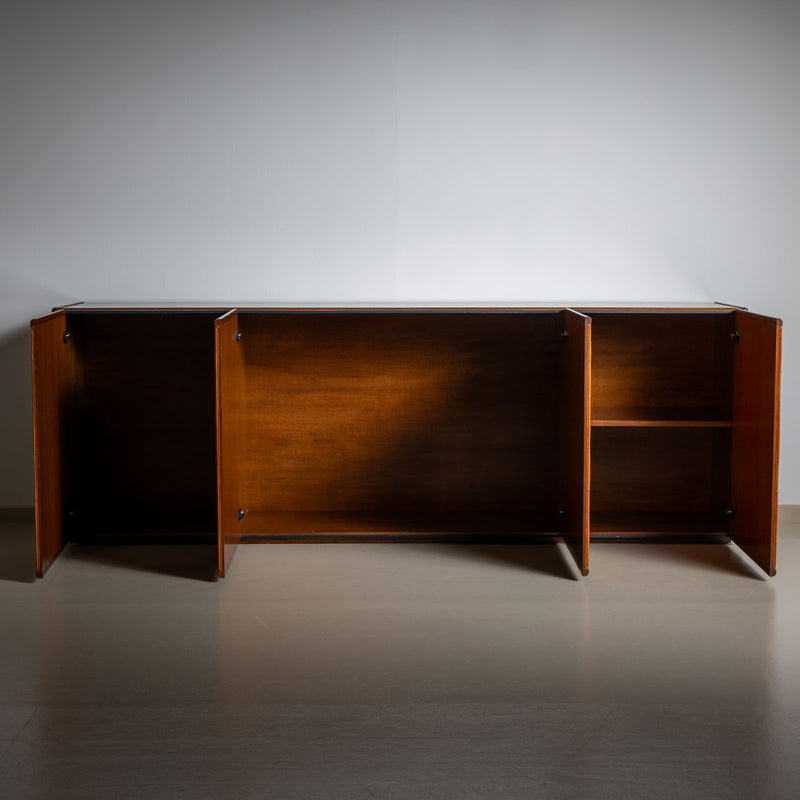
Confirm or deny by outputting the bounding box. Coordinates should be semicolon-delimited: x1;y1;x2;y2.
0;326;34;507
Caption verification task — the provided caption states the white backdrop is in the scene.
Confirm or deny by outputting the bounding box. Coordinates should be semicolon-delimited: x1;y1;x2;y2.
1;0;798;505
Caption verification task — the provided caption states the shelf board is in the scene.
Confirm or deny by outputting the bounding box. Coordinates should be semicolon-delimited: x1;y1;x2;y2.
241;510;558;537
590;510;729;535
591;407;732;428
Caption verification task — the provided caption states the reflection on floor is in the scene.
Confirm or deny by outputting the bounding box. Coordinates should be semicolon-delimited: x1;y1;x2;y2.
1;514;799;799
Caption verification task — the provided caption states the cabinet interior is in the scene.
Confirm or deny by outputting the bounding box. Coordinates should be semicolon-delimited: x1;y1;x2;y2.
236;311;564;536
589;312;734;536
55;309;740;539
64;312;219;540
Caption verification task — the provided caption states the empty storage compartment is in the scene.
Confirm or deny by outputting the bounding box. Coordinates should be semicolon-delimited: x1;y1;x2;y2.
63;311;220;540
590;426;732;535
590;311;734;425
234;310;566;537
588;310;735;537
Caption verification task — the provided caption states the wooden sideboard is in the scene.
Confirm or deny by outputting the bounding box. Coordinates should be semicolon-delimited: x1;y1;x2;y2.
31;304;782;579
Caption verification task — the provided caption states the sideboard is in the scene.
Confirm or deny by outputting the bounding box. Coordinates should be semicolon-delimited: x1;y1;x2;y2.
30;303;781;578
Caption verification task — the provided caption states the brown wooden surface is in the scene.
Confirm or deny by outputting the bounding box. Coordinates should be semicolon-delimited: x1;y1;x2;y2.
590;510;729;535
64;313;219;538
238;312;561;534
241;510;554;536
30;304;780;577
730;311;782;576
591;426;731;522
215;310;244;577
589;311;736;543
558;310;591;575
31;310;74;577
590;312;734;418
591;406;732;427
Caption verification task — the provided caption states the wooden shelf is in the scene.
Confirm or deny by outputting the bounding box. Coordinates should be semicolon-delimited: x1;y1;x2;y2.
591;407;732;428
241;510;558;537
591;510;729;536
243;509;558;536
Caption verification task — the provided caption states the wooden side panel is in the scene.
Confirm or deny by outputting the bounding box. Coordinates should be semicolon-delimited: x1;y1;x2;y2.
559;310;591;576
730;311;782;576
31;310;73;577
215;310;244;577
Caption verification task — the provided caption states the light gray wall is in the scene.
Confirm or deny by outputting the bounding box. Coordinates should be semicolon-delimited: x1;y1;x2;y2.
1;0;798;505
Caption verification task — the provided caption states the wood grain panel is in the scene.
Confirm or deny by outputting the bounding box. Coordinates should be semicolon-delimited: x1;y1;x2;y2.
730;311;782;576
64;312;219;538
238;311;561;534
215;310;244;577
558;310;590;575
590;510;728;535
31;310;74;577
590;312;734;418
590;427;728;515
242;510;554;536
592;407;731;427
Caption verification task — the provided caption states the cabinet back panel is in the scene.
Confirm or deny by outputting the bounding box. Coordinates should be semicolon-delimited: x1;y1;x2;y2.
591;313;734;415
591;427;731;514
65;313;219;536
239;312;560;522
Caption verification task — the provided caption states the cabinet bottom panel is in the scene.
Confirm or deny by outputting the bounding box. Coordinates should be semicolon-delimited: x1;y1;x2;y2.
240;509;560;536
66;508;217;542
590;510;729;535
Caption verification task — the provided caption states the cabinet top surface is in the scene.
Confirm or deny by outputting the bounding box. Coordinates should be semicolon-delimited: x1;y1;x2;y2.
51;301;744;313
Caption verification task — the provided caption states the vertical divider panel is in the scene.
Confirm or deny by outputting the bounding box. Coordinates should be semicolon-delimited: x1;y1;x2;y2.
215;310;244;578
559;309;591;576
730;310;782;576
31;310;74;577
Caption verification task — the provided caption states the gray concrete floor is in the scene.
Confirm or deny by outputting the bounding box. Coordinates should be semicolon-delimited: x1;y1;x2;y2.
1;517;799;799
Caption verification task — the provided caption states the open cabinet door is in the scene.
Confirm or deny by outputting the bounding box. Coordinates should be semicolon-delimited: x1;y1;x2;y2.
31;310;74;577
730;311;782;576
215;310;244;577
559;310;591;576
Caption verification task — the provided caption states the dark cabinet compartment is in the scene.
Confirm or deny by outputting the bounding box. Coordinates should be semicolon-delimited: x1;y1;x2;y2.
64;312;220;540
